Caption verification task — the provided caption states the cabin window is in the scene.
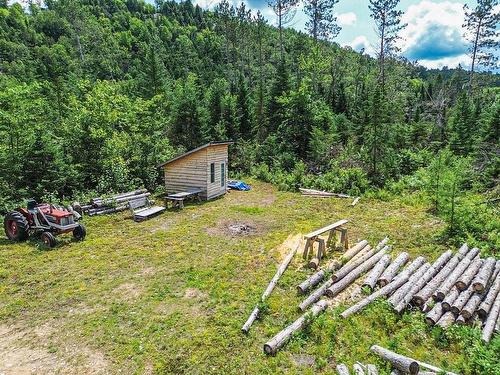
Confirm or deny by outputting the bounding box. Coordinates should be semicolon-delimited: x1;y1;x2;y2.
210;163;215;183
221;163;225;187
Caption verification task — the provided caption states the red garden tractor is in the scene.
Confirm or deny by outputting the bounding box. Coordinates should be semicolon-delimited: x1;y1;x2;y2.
3;199;86;248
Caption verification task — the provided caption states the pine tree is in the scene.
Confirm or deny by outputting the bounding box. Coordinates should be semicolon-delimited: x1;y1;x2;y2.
449;92;473;155
170;74;204;149
303;0;341;42
369;0;405;91
268;0;299;61
267;61;290;135
237;73;252;139
463;0;499;92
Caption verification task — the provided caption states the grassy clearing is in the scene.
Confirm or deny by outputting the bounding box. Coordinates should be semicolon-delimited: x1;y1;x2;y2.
0;180;497;374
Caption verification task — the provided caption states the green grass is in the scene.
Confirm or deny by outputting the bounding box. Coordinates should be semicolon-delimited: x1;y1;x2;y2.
0;180;498;374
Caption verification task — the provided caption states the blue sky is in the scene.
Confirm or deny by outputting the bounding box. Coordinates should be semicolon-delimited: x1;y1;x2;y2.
179;0;498;70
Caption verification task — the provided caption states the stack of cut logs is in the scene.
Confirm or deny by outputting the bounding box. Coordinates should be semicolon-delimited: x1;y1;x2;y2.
299;188;360;206
75;189;151;216
264;239;499;355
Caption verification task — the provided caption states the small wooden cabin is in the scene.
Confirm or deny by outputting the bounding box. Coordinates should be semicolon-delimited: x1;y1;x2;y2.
159;141;233;200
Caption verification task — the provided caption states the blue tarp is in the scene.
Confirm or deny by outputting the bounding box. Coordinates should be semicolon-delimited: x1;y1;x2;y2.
228;180;251;191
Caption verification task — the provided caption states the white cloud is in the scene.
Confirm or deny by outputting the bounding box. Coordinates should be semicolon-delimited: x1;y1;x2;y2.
399;0;470;68
336;12;357;26
345;35;376;56
418;54;471;70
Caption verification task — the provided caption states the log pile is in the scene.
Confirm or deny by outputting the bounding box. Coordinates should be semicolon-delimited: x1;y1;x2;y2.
299;188;351;199
338;243;500;343
74;189;150;216
261;235;498;356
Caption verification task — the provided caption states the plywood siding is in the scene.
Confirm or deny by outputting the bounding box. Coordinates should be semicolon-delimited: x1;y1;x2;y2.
164;149;208;198
206;144;229;200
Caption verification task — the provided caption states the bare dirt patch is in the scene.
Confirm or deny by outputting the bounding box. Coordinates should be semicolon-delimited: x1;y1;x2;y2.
0;323;110;375
276;233;303;261
291;353;316;367
0;324;66;374
206;219;264;237
183;288;208;300
113;282;143;302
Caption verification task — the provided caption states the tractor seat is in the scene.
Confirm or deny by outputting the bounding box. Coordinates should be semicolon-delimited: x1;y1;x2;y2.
27;199;37;210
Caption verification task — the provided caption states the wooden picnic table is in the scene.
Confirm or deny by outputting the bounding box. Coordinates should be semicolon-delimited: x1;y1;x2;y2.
165;188;203;209
303;219;349;267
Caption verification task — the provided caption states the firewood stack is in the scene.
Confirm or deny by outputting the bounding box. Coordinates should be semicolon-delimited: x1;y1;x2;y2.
264;240;498;355
74;189;151;216
338;243;500;343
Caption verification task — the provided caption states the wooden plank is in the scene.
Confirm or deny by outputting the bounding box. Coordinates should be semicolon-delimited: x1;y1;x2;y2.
304;219;348;239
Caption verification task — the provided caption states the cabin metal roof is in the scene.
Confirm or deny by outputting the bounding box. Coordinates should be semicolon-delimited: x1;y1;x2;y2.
158;141;233;167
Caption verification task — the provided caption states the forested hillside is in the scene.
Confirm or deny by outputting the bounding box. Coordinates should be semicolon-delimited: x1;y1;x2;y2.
0;0;498;247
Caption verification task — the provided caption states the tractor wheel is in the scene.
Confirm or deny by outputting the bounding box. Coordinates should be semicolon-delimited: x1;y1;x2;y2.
4;211;29;241
73;224;86;241
41;232;57;248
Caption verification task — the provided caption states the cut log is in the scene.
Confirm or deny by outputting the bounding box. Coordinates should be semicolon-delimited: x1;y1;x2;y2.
89;204;129;216
336;364;350;375
299;188;351;198
374;237;390;252
263;300;329;355
353;363;365;375
455;257;483;291
437;311;456;328
342;240;369;263
350;197;360;206
377;252;409;287
297;260;341;295
370;345;419;375
412;254;461;306
451;285;476;315
341;257;426;318
417;361;459;375
299;278;334;311
389;262;429;308
481;291;500;343
392;263;431;312
393;251;453;312
425;302;444;325
461;293;483;320
91;189;147;204
441;287;460;311
93;192;151;208
434;251;478;301
455;314;468;325
308;257;320;270
332;245;376;281
242;241;300;333
422;299;434;313
362;254;391;291
325;250;388;299
471;257;496;293
477;260;500;319
365;364;378;375
457;243;469;256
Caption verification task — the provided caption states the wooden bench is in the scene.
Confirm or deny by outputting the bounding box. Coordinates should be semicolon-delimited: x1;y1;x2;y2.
128;197;166;222
165;188;203;209
303;219;349;266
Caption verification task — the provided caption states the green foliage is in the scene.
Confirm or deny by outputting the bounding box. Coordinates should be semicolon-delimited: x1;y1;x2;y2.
0;0;497;253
